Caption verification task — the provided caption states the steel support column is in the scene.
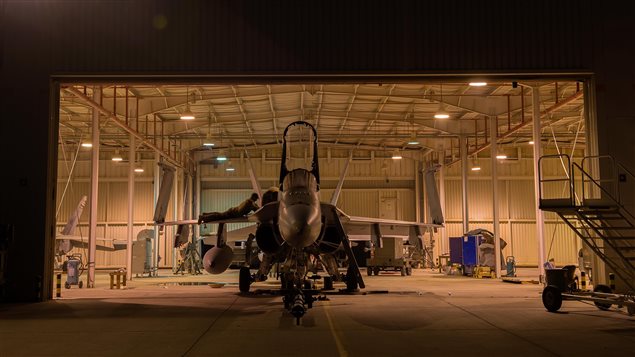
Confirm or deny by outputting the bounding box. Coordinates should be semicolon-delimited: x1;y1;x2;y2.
460;136;469;234
532;86;546;278
438;156;447;255
87;87;101;288
126;134;135;280
153;152;160;276
490;116;502;278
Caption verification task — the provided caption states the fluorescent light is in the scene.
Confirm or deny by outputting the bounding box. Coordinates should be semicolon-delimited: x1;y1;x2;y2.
496;154;507;159
469;82;487;87
203;141;215;147
528;140;535;145
471;166;481;171
407;133;419;145
391;150;402;160
225;166;235;172
111;150;123;162
134;167;144;173
81;141;92;148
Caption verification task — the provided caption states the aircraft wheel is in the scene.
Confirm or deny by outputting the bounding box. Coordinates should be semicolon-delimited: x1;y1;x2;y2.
367;267;373;276
542;285;563;312
401;267;407;276
239;267;251;293
64;282;70;289
373;267;380;276
593;284;612;310
406;267;412;276
78;281;83;289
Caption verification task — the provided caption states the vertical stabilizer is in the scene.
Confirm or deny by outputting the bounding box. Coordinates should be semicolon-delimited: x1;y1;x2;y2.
61;196;87;235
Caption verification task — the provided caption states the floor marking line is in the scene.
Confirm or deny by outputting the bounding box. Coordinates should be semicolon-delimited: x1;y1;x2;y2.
442;299;561;357
324;301;348;357
181;295;239;357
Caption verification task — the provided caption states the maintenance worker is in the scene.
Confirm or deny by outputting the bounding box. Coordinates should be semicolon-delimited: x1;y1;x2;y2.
198;193;260;224
544;258;556;270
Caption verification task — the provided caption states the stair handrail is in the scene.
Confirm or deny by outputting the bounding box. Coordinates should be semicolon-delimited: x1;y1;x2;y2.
572;162;635;223
538;154;574;205
581;155;619;203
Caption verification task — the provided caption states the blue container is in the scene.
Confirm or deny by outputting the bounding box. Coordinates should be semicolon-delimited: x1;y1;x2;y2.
449;237;463;264
462;235;479;266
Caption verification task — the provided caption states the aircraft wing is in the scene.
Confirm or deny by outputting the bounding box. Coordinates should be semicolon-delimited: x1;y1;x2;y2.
198;225;257;245
330;205;443;241
156;202;279;227
56;235;125;251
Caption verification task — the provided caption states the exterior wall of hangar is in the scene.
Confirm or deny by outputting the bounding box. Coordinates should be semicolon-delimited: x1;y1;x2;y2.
1;0;635;302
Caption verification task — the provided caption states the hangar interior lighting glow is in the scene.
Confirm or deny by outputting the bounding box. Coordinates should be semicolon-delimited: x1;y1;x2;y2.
81;141;93;148
407;132;419;145
180;87;195;120
111;149;123;162
434;84;450;119
134;166;144;173
496;154;508;160
391;150;402;160
217;150;227;161
469;82;487;86
528;140;535;145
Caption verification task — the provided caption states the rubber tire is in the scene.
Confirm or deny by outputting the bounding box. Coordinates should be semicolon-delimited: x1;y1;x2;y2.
323;276;334;290
78;281;83;289
239;267;251;293
64;282;70;289
593;284;613;311
406;267;412;276
373;267;380;276
542;285;563;312
400;267;406;276
367;267;373;276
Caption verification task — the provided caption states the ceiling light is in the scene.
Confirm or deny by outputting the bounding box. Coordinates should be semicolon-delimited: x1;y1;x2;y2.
225;162;235;172
81;141;93;148
180;87;195;120
528;140;535;145
391;150;402;160
469;82;487;87
180;107;195;120
434;83;450;119
203;133;215;147
111;149;123;162
407;133;419;145
496;154;508;160
471;166;481;171
134;167;144;173
217;150;227;161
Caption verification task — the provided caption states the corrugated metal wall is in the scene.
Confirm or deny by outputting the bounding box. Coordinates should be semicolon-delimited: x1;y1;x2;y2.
57;156;583;267
9;0;591;73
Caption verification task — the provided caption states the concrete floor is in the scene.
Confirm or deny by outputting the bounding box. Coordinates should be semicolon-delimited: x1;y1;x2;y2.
1;269;634;356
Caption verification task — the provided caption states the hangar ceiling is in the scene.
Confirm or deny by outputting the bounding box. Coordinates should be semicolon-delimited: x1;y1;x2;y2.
58;81;585;166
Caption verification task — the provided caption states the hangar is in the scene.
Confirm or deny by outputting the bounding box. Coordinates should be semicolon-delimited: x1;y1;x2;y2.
1;1;635;355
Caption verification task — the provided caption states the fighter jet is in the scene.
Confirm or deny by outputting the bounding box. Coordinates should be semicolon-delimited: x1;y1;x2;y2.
55;195;127;269
156;121;444;323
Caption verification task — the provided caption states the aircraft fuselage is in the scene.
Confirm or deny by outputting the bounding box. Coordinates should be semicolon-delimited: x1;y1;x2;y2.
278;168;322;249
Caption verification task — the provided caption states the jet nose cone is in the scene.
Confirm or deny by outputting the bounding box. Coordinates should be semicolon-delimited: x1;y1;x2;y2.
279;204;321;248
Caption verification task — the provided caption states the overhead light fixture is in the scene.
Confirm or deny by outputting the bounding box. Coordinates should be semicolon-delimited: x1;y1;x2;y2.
434;84;450;119
134;166;144;173
203;133;214;147
111;149;123;162
471;154;481;171
434;104;450;119
81;141;93;148
391;149;402;160
407;132;419;145
528;140;535;145
496;154;508;160
217;150;227;162
469;82;487;87
180;86;195;120
225;162;235;172
471;166;481;171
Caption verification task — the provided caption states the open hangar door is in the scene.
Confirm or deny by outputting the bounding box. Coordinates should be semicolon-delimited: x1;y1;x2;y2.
53;78;588;293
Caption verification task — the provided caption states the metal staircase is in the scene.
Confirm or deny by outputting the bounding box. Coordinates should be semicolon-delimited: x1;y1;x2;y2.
539;155;635;292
